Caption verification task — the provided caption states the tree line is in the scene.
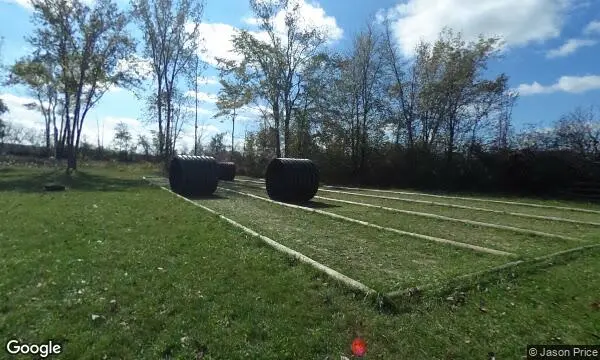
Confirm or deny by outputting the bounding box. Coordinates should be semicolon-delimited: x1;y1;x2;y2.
215;0;599;193
0;0;598;194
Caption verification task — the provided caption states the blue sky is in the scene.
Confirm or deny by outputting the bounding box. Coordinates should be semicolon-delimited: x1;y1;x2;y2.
1;0;600;151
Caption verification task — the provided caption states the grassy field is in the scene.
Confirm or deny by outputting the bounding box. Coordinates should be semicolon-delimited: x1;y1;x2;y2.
219;182;593;258
236;178;600;240
1;163;600;359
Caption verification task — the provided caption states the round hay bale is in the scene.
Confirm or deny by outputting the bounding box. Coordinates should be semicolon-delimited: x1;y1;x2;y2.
169;155;218;196
265;158;319;202
218;162;236;181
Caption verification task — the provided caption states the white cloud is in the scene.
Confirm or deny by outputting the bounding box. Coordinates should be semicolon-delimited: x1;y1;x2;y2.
195;23;243;66
3;0;96;11
1;0;33;10
516;75;600;95
241;16;261;26
184;91;218;103
116;56;154;80
546;38;597;58
0;93;44;130
268;0;343;42
81;82;126;95
196;0;342;66
183;106;214;116
92;116;144;148
197;76;220;86
583;20;600;35
383;0;569;57
176;124;221;152
240;0;344;39
235;104;270;122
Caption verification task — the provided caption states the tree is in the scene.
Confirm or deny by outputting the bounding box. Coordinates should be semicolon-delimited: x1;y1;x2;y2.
0;38;9;149
555;106;600;157
516;124;557;151
1;121;42;146
220;0;329;157
347;23;385;177
7;54;60;154
137;134;151;158
214;75;252;160
170;89;193;155
131;0;206;165
490;90;518;151
380;18;418;148
113;122;132;153
207;132;226;158
0;98;7;148
418;30;509;162
27;0;138;171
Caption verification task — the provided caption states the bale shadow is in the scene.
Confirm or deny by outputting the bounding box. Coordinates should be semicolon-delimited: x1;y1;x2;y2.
184;193;228;201
291;200;340;209
325;182;600;204
0;168;145;193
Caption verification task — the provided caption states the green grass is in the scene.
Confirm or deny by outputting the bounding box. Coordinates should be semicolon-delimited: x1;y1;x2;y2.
1;165;600;359
197;183;507;292
237;175;600;211
320;186;600;223
221;182;594;258
313;181;600;210
312;186;600;241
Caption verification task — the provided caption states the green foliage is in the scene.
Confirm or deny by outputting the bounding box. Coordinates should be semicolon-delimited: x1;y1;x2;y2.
207;132;227;158
218;0;329;157
113;122;132;153
130;0;206;161
137;135;152;157
0;99;7;117
0;119;5;142
214;78;252;120
23;0;138;170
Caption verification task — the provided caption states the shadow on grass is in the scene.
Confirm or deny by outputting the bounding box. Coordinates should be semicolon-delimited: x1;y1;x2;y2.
185;193;228;201
0;169;145;193
291;200;340;209
325;183;600;204
0;167;17;174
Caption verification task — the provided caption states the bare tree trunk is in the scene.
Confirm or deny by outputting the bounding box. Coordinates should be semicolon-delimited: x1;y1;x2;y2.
45;118;51;153
165;90;172;161
231;107;236;161
273;101;281;158
360;109;368;181
157;82;164;157
283;96;291;157
194;56;199;155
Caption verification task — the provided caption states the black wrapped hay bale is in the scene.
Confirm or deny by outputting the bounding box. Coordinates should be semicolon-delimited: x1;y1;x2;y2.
218;162;236;181
169;155;218;196
265;158;319;202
